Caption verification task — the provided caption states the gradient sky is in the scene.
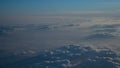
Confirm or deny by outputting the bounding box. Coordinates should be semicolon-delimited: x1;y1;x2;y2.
0;0;120;15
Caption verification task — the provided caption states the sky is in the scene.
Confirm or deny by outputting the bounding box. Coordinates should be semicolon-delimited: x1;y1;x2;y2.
0;0;120;15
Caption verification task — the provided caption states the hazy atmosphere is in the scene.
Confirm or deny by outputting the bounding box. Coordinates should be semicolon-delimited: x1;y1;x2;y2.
0;0;120;68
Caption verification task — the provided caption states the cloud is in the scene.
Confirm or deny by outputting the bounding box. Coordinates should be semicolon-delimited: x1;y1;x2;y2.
2;45;119;68
83;33;115;40
90;24;120;29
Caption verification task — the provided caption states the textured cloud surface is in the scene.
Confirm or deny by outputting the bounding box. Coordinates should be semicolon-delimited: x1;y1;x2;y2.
1;45;120;68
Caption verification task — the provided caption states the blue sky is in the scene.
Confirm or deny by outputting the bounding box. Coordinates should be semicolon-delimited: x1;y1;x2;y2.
0;0;120;15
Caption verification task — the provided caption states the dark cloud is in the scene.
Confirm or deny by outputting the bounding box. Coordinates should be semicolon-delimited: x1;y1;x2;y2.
90;24;120;29
83;33;115;40
94;29;117;33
